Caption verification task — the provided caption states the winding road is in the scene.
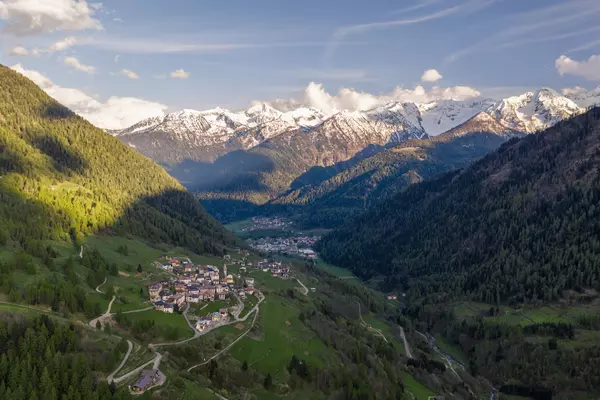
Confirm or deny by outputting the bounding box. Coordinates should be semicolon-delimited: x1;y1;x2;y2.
295;278;309;296
89;295;116;328
107;340;133;382
95;277;107;293
356;301;388;343
188;307;260;372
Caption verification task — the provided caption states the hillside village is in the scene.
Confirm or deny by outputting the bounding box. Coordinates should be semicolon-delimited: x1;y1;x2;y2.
146;255;293;330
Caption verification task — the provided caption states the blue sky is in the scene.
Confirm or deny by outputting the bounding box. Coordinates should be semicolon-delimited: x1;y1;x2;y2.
1;0;600;128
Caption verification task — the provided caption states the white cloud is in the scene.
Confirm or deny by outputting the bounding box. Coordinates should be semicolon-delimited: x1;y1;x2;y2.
0;0;102;36
7;36;79;57
170;69;190;79
421;69;443;82
120;69;139;79
267;82;481;114
562;86;586;96
10;63;167;129
64;56;95;73
556;55;600;81
9;45;29;56
49;36;77;52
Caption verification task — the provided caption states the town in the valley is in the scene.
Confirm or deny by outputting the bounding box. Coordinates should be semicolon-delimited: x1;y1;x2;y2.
246;236;319;259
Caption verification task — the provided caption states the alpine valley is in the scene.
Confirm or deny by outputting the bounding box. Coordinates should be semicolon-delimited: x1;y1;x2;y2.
112;87;599;225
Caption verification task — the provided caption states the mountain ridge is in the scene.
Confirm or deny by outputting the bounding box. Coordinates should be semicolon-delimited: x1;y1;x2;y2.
317;107;600;304
264;111;521;228
112;86;592;164
0;64;235;254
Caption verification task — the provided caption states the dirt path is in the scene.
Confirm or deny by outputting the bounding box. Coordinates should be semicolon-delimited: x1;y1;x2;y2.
95;277;107;293
295;278;309;295
89;295;116;329
356;301;388;343
107;340;133;382
112;352;163;384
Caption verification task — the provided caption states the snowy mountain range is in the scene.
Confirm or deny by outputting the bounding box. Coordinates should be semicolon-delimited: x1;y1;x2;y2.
111;87;596;165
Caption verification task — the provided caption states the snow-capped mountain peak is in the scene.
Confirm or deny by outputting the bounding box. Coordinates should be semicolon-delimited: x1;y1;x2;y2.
565;86;600;108
111;87;589;163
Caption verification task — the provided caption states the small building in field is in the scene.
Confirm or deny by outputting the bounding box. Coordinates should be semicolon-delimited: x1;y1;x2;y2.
131;369;159;392
245;278;255;287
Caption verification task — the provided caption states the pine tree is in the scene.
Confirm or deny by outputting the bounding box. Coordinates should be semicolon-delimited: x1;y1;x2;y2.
242;360;248;371
263;372;273;389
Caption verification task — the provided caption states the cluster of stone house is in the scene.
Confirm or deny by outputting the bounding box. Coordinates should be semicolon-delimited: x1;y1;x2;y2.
151;257;236;313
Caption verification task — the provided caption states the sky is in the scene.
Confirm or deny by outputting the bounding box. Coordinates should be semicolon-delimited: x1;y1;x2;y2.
1;0;600;129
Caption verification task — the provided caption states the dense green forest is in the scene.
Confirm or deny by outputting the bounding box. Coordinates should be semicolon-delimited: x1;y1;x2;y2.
268;121;512;228
0;313;131;400
319;108;600;304
0;65;235;255
401;302;600;399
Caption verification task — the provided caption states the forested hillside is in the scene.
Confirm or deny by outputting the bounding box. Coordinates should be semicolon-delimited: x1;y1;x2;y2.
0;65;235;255
319;107;600;304
0;313;131;400
268;113;516;228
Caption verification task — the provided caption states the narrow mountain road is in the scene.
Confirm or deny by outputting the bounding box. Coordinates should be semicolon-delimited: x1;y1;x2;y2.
188;308;260;372
111;352;163;384
399;325;413;358
89;295;116;328
107;340;133;382
356;301;388;343
79;245;84;259
295;278;309;295
95;277;107;293
182;303;200;337
122;306;153;314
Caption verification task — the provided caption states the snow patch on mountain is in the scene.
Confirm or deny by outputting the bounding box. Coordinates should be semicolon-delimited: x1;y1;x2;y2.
111;87;588;164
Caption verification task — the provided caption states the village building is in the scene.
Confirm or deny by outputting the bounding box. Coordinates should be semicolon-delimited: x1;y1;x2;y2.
160;290;173;301
163;303;174;313
245;278;255;287
172;294;186;307
154;300;165;311
131;369;160;392
187;294;200;303
196;317;212;331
